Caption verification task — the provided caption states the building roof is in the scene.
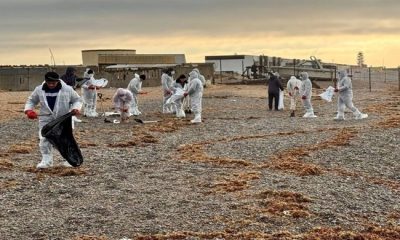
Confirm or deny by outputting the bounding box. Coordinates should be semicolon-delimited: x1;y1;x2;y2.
206;55;257;60
82;49;136;52
105;64;178;70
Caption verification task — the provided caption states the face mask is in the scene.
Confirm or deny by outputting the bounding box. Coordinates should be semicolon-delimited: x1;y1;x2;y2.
171;71;175;75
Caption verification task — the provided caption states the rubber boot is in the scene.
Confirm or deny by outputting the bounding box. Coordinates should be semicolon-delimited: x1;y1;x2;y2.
37;154;53;169
191;113;202;123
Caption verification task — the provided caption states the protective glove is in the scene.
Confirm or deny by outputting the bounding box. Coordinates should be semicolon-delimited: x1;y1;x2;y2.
294;86;299;90
301;95;307;100
121;108;128;112
70;109;80;116
183;92;188;97
289;92;292;97
334;88;339;92
25;110;38;119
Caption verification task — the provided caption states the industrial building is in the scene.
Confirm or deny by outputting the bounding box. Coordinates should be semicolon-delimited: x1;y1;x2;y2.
81;49;186;70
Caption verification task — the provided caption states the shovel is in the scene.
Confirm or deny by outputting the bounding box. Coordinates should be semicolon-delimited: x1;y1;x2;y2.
97;93;111;123
134;118;158;124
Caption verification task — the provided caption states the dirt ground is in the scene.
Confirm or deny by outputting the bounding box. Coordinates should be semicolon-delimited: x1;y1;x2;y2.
0;80;399;240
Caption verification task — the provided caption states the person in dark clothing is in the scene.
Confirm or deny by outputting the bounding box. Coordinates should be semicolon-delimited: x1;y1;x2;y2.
267;72;284;110
60;67;78;88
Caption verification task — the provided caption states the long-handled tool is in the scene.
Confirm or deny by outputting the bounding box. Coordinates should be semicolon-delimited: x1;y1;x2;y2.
134;118;158;124
97;93;111;123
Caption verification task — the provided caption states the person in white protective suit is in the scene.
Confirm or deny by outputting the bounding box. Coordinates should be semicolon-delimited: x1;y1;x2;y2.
24;72;82;169
299;72;317;118
183;68;206;113
161;68;175;113
192;68;206;87
184;70;204;123
334;70;368;120
287;76;303;117
81;69;99;117
166;74;188;118
127;73;147;116
112;88;134;123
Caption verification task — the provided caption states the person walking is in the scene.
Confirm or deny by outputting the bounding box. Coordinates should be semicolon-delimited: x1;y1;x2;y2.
24;72;82;169
267;71;284;111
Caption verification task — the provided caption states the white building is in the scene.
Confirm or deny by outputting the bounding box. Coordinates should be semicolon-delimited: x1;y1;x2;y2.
205;55;259;74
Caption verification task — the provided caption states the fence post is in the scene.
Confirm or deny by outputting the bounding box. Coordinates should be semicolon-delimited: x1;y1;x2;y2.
384;67;386;83
398;66;400;91
219;59;222;83
369;67;372;92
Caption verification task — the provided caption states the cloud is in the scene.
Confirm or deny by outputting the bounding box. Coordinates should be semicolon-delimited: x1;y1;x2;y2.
1;0;400;66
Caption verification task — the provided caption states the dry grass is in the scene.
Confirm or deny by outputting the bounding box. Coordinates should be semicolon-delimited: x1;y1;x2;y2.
298;225;400;240
72;236;108;240
25;166;88;180
331;167;400;191
0;179;19;190
177;143;252;167
107;131;158;147
0;158;14;170
108;140;137;148
7;143;35;154
366;97;400;129
134;225;400;240
147;118;191;133
261;128;357;176
79;140;98;148
134;231;276;240
255;190;312;218
208;171;261;193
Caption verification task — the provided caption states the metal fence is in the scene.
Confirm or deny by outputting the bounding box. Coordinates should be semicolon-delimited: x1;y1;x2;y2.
350;67;400;91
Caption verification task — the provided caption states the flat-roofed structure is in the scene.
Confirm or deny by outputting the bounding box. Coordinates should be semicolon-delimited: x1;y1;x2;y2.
82;49;137;66
82;49;186;69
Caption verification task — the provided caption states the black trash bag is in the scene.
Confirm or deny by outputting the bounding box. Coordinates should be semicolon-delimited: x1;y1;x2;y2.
41;112;83;167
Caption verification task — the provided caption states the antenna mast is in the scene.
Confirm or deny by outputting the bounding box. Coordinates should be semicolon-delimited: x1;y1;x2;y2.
49;48;56;67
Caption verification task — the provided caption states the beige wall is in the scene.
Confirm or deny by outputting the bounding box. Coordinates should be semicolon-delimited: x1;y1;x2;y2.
98;54;186;65
82;50;136;66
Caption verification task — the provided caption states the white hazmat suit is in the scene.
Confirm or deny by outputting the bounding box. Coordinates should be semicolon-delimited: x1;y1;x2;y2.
186;71;204;123
24;81;82;168
113;88;134;123
127;73;143;116
81;69;98;117
287;76;302;111
299;72;317;118
192;68;206;86
166;82;186;118
161;71;175;113
334;70;368;120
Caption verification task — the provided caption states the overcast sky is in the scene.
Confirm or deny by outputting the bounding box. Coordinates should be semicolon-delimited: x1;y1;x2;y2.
1;0;400;67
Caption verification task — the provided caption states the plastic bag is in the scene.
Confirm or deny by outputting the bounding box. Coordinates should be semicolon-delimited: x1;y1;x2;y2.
319;86;335;102
166;88;185;105
278;90;285;110
41;112;83;167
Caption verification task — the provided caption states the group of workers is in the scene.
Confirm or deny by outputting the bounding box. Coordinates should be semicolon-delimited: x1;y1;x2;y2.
23;67;206;169
23;67;366;169
111;67;205;123
269;70;368;120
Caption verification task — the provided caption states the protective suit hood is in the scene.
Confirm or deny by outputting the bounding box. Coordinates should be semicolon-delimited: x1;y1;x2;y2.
338;70;348;79
189;70;199;80
299;72;309;80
